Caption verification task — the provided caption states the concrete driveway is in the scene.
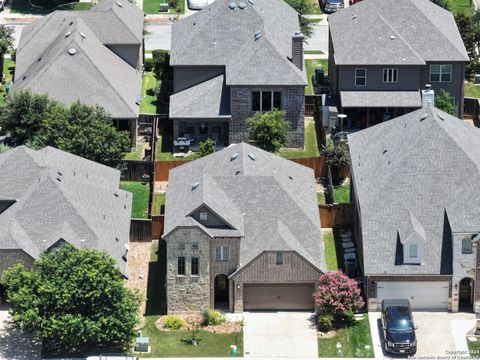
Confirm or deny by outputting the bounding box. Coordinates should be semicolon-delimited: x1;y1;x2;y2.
369;311;476;358
243;311;318;358
0;305;41;360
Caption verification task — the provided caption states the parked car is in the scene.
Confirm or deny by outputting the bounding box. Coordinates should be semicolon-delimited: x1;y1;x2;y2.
332;131;349;143
321;0;344;13
381;299;417;356
349;0;362;4
187;0;208;10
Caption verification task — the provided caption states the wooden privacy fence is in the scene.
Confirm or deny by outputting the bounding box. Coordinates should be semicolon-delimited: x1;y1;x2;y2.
289;157;328;179
154;160;191;181
305;95;322;117
464;97;480;128
152;215;165;240
121;160;154;182
319;203;354;228
130;219;152;242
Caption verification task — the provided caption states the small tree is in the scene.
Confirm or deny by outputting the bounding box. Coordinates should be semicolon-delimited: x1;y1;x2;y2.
152;50;172;81
321;140;350;184
247;110;290;153
199;138;216;157
313;271;364;321
184;314;202;345
0;25;14;81
434;89;455;115
3;245;140;355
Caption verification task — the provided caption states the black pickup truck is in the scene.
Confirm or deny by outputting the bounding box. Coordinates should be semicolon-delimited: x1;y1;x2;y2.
381;299;417;356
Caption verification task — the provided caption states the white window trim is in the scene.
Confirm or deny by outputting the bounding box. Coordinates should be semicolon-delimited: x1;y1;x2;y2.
216;246;229;261
355;68;367;87
462;238;473;254
382;68;398;83
199;212;208;221
409;244;418;258
429;64;452;83
251;91;283;112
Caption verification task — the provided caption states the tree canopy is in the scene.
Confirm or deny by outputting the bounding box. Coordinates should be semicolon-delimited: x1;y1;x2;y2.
285;0;313;38
3;245;140;355
0;91;130;167
0;25;14;78
246;110;290;153
434;89;455;114
199;138;216;157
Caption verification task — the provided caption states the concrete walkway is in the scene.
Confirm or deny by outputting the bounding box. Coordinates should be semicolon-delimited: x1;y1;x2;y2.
243;311;318;358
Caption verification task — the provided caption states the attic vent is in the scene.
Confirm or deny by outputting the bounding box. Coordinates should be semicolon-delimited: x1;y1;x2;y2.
38;57;42;62
116;1;123;6
228;1;237;9
254;31;262;41
114;193;119;197
65;31;71;37
238;1;246;9
68;48;77;55
248;0;254;4
57;172;62;176
115;237;119;242
352;14;357;19
191;181;200;190
248;153;256;160
56;177;61;182
390;35;395;40
80;238;86;243
69;21;74;26
80;32;86;39
382;149;388;155
231;152;239;161
438;115;445;121
235;170;241;175
288;176;293;180
420;113;428;122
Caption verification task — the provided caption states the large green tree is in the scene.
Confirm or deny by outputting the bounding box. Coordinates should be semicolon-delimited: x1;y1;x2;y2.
0;25;14;80
246;110;290;153
435;89;455;114
455;12;478;78
31;101;130;167
285;0;313;38
430;0;451;10
3;245;140;355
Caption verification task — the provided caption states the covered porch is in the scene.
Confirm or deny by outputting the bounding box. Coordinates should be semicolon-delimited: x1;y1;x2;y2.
174;119;230;147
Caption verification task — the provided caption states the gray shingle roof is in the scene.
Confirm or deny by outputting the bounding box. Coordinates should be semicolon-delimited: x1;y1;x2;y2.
164;142;325;272
169;74;231;118
348;107;480;275
170;0;307;86
341;91;422;108
329;0;469;65
14;0;143;119
0;146;132;275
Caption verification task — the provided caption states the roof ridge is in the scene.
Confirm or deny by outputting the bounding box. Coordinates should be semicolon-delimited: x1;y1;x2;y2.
105;7;142;43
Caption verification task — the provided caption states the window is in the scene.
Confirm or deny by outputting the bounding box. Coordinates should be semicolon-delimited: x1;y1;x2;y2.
355;68;367;86
177;242;185;251
251;91;283;111
199;212;208;221
409;244;418;258
192;242;199;251
383;68;398;83
462;239;473;254
276;251;284;265
191;257;199;275
177;257;185;275
429;64;452;82
215;246;229;261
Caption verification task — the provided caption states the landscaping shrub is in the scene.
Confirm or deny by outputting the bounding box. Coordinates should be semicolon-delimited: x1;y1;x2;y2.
152;49;172;81
199;138;216;157
342;309;356;325
168;0;177;8
144;58;153;72
201;309;225;326
164;315;184;330
317;313;334;332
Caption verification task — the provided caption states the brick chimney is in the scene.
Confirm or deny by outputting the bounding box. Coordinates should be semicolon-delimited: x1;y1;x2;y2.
292;31;304;71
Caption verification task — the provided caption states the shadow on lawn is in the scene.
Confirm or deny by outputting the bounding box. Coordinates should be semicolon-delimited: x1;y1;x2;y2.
145;240;167;315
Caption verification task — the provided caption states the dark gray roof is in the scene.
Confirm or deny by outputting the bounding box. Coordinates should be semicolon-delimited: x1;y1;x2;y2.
170;0;307;86
164;142;325;272
329;0;469;65
341;91;422;108
0;146;132;275
14;0;143;119
169;74;231;118
348;107;480;275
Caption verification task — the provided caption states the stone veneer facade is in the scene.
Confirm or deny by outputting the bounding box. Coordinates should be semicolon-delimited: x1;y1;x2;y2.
0;250;34;280
229;85;305;148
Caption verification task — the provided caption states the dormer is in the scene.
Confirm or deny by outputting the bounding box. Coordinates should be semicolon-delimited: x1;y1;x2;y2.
190;205;232;230
400;212;426;265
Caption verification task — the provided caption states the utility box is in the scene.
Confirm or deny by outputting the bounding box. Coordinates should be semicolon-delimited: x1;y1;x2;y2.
159;2;169;11
475;74;480;84
135;336;150;352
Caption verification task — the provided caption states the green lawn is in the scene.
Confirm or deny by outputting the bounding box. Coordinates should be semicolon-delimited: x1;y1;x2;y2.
307;0;322;14
0;59;15;107
467;338;480;357
318;316;374;358
140;72;158;114
120;181;150;219
304;50;325;55
450;0;474;15
143;0;185;14
124;144;144;160
306;59;328;96
10;0;92;14
278;121;320;158
318;183;350;204
155;135;200;160
137;316;243;358
465;82;480;99
152;193;165;216
323;230;339;271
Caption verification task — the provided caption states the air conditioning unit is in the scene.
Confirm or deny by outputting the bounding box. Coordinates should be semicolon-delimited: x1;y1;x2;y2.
159;2;169;11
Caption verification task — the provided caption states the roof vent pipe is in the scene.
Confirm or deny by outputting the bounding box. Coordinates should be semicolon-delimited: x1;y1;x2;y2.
292;31;304;71
238;1;246;9
254;31;262;41
228;1;237;9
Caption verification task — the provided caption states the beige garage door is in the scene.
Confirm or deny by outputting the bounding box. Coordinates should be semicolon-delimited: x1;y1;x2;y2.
243;283;315;310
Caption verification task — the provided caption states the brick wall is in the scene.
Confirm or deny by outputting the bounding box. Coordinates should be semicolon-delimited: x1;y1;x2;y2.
230;85;305;148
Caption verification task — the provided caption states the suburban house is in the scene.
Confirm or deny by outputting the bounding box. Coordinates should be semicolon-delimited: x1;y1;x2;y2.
13;0;144;148
348;106;480;313
169;0;307;148
328;0;469;126
0;146;132;285
163;143;325;313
